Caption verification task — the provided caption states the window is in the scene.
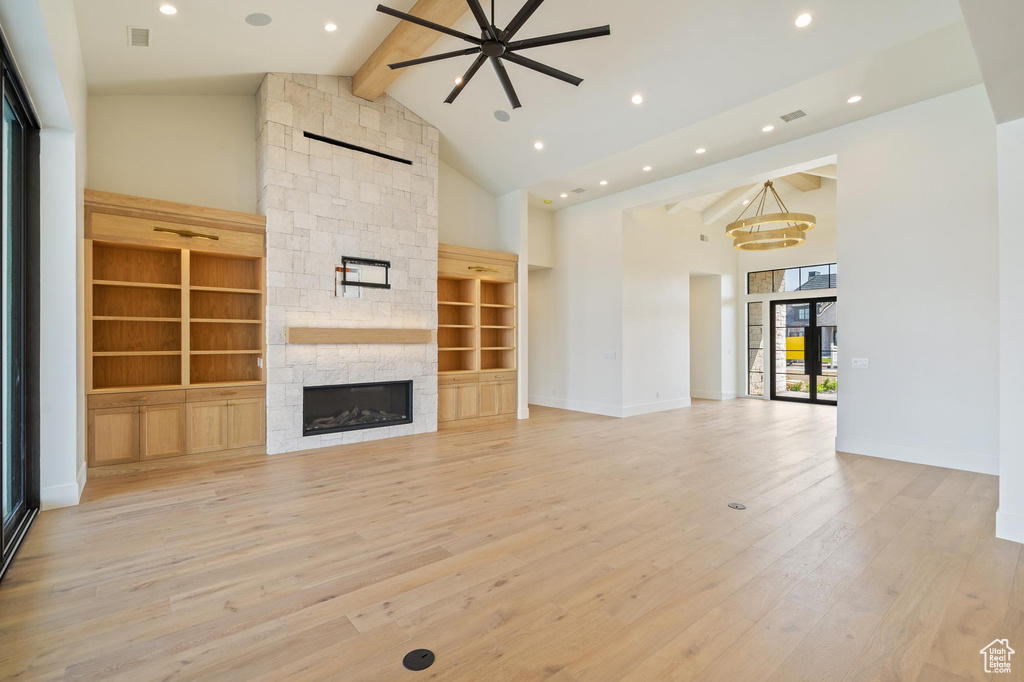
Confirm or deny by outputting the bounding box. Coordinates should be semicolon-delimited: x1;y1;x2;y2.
1;35;39;580
747;302;764;396
747;263;837;294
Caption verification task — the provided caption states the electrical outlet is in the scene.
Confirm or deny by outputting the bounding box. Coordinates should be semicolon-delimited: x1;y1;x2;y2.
851;358;869;369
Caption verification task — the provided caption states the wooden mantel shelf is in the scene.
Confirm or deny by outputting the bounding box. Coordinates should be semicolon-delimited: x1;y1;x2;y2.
287;328;435;344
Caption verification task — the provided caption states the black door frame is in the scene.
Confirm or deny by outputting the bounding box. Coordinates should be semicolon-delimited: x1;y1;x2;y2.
769;296;837;405
0;31;41;582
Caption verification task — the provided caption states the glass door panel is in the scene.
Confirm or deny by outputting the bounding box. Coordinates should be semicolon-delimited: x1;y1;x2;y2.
773;301;811;400
770;298;837;404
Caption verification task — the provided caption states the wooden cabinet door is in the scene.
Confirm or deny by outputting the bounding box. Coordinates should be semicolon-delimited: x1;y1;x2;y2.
187;401;229;454
457;384;480;420
499;381;517;415
228;398;265;449
438;385;458;422
88;407;140;467
479;383;500;417
140;404;186;460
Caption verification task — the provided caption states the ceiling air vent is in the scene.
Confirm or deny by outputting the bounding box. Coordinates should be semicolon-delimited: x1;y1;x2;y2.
128;26;150;48
571;188;587;194
780;109;807;123
700;234;710;242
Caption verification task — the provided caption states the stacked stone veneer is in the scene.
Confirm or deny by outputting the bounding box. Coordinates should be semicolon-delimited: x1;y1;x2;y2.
255;73;439;454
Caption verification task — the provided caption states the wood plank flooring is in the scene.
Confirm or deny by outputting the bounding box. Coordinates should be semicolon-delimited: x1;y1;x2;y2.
0;400;1018;681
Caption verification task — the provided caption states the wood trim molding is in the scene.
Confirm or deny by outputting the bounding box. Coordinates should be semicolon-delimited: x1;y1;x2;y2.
85;189;266;233
352;0;469;102
287;328;435;344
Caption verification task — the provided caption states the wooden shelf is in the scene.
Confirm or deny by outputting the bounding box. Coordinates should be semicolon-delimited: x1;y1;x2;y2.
439;324;474;329
94;316;180;322
482;347;515;351
287;328;433;344
438;301;475;306
481;325;513;329
191;318;262;324
93;280;181;290
481;303;514;309
190;350;263;355
438;369;479;375
190;285;262;295
93;351;182;357
439;347;475;352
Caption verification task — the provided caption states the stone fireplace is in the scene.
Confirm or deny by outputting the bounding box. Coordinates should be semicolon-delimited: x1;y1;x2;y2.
256;73;439;454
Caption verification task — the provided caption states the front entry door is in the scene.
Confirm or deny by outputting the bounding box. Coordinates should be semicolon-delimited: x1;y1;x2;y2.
770;298;838;404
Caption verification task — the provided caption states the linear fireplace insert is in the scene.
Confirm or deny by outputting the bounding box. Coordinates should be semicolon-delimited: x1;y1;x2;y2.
303;380;413;436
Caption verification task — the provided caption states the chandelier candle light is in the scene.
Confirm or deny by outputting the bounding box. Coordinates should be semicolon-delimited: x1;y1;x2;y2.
725;180;816;250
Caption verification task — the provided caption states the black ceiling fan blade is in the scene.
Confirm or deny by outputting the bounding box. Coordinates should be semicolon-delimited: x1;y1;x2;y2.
445;53;488;104
465;0;499;41
389;47;482;70
501;0;545;41
502;51;583;86
507;25;611;51
376;4;483;45
490;57;522;109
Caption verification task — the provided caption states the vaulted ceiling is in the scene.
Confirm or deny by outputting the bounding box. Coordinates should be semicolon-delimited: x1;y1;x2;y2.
73;0;980;206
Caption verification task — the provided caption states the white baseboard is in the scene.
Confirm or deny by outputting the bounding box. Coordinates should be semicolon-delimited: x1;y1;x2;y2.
997;509;1024;544
518;407;530;419
527;396;622;417
529;396;692;418
835;435;998;475
690;390;737;401
621;398;691;417
42;465;87;511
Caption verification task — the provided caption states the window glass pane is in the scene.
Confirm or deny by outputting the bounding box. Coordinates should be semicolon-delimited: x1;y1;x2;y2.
748;372;763;396
747;301;762;327
748;271;774;294
749;349;763;372
778;374;811;399
748;326;763;348
780;268;801;292
2;97;23;525
799;266;832;290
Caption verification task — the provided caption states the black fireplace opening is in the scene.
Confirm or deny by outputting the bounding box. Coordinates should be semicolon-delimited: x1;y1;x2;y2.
303;380;413;436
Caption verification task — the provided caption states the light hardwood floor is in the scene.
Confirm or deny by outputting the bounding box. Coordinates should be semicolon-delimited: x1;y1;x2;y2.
1;400;1019;681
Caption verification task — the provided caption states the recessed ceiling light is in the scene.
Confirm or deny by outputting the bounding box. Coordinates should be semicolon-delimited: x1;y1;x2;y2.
631;94;644;105
743;199;750;205
455;77;463;85
560;193;569;198
695;148;706;154
534;141;544;150
494;110;510;122
324;23;338;32
795;13;813;28
245;13;272;26
762;125;775;132
159;4;177;15
599;180;608;186
847;95;862;104
643;166;652;172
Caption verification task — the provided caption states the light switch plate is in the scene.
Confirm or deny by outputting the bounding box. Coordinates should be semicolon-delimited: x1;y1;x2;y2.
851;358;869;369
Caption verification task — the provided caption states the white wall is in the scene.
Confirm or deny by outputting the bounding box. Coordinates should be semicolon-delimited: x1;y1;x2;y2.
88;95;257;213
621;206;736;415
1;0;90;508
540;86;998;475
438;161;501;251
996;117;1024;541
528;207;555;268
690;275;725;399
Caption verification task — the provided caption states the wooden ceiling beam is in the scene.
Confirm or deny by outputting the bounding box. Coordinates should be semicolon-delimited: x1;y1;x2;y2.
353;0;471;102
778;172;822;192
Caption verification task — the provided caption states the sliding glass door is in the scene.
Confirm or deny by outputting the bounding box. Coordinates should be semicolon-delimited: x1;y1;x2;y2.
1;42;38;578
770;298;838;404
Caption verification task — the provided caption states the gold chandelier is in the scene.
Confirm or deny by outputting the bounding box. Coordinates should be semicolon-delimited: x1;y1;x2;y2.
725;180;815;251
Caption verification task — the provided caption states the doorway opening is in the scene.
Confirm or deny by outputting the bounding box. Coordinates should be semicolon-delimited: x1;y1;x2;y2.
770;298;837;404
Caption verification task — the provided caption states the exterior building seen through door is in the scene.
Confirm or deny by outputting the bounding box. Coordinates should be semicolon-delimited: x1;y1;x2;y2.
770;298;837;403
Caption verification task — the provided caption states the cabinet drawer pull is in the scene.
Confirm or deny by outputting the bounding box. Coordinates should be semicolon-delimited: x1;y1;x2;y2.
468;265;499;273
153;226;220;241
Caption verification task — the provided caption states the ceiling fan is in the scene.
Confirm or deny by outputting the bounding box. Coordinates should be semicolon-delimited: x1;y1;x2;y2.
376;0;610;109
